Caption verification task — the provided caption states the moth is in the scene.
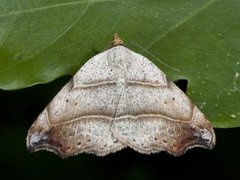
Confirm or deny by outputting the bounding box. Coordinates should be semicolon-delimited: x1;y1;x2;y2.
27;34;215;158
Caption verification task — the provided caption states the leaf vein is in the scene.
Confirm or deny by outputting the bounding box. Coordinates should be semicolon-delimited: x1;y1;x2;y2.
0;2;92;74
0;0;114;18
145;0;217;50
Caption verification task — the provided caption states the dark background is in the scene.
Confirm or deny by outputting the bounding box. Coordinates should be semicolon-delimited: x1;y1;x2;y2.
0;76;239;179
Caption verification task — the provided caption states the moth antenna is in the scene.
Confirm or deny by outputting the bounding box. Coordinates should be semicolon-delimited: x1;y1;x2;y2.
130;41;180;72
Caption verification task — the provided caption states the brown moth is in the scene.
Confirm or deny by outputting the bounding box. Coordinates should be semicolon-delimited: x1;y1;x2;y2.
26;34;215;158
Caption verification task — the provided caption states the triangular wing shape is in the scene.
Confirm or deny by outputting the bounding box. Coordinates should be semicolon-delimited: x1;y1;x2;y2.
27;44;215;158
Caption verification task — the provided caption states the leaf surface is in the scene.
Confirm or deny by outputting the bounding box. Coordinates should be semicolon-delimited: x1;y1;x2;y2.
0;0;239;127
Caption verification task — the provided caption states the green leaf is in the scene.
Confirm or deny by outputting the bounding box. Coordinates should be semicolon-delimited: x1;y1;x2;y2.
0;0;239;128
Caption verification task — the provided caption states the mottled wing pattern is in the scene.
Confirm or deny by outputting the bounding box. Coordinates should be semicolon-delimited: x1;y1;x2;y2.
109;47;215;156
27;49;125;157
27;46;215;158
